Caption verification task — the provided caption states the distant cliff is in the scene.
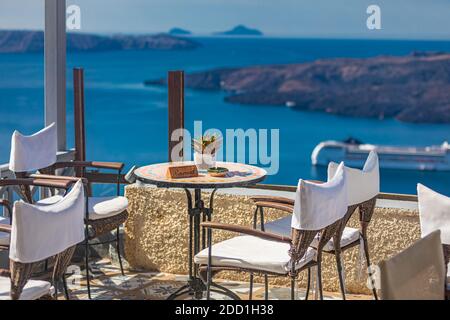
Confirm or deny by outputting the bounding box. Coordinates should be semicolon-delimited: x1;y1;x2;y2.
146;52;450;123
214;25;263;36
0;30;200;53
169;28;192;35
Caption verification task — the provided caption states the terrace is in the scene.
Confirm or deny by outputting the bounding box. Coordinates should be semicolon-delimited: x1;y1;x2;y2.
0;0;448;302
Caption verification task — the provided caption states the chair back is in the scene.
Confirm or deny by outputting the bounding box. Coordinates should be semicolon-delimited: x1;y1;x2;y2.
379;230;446;300
292;162;348;231
9;180;85;264
327;151;379;206
289;163;348;259
9;123;57;174
417;184;450;245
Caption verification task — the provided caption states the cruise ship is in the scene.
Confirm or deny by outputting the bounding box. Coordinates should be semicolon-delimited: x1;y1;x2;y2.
311;138;450;171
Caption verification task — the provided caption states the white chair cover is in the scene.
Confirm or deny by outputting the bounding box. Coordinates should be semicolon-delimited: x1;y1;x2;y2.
418;184;450;245
291;162;348;231
9;180;85;263
328;151;379;205
9;123;57;173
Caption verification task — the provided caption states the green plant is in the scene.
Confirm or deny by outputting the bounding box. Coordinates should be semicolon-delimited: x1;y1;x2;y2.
192;135;222;154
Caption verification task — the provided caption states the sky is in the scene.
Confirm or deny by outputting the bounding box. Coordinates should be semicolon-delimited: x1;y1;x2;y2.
0;0;449;39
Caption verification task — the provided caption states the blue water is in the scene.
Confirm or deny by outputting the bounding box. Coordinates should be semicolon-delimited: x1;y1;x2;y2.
1;37;450;195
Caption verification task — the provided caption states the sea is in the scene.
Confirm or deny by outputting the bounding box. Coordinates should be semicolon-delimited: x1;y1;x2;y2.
1;37;450;195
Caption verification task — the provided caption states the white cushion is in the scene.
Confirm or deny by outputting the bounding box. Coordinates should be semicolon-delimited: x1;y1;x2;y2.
39;195;128;220
10;181;85;263
264;216;291;237
311;227;360;252
88;196;128;220
0;276;51;300
418;184;450;245
328;151;379;206
9;123;57;173
292;162;348;231
194;235;316;275
264;217;360;252
0;217;11;246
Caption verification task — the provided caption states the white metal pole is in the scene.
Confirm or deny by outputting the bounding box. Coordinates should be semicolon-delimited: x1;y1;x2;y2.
45;0;66;151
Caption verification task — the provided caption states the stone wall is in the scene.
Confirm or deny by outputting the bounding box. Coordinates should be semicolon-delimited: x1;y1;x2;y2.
124;185;421;295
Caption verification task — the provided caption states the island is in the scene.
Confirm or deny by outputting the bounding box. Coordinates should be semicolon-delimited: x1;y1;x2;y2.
214;25;263;36
169;28;192;36
145;52;450;123
0;30;200;53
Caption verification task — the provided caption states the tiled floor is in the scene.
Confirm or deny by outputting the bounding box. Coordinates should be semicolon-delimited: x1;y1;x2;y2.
63;260;371;300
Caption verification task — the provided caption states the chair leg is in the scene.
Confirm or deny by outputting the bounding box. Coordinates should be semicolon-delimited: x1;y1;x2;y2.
305;267;311;300
249;274;254;300
116;227;125;276
206;228;213;300
62;275;70;300
247;206;260;301
206;270;212;300
362;233;378;300
335;250;346;300
248;206;259;301
264;274;269;300
317;258;324;300
359;198;378;300
84;237;92;300
54;279;58;300
290;277;295;300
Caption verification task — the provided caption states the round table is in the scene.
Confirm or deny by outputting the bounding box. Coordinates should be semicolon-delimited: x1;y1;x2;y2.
134;161;267;299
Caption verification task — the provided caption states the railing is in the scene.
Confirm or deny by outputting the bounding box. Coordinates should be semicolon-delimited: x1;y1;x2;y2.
0;153;418;215
245;183;418;202
84;170;419;202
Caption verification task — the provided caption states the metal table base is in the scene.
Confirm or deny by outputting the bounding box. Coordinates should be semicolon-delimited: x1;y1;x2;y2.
167;188;239;300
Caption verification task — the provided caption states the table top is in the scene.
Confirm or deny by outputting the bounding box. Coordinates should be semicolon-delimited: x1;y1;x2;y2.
134;161;267;189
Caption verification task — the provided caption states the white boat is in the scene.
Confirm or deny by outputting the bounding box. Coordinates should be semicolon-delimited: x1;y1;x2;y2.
311;139;450;171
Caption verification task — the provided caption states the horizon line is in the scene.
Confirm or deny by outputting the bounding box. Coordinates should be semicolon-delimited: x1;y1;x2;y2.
1;28;450;42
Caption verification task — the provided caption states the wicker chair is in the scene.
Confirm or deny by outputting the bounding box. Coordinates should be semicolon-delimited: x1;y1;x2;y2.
0;180;85;300
417;184;450;299
250;151;380;300
379;230;446;300
195;163;349;300
8;123;129;299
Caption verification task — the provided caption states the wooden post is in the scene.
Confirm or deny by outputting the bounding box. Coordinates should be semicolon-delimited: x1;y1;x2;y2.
168;71;185;162
73;68;86;176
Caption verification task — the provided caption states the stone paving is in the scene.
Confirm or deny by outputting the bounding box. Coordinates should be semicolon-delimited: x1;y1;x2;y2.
63;260;371;300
